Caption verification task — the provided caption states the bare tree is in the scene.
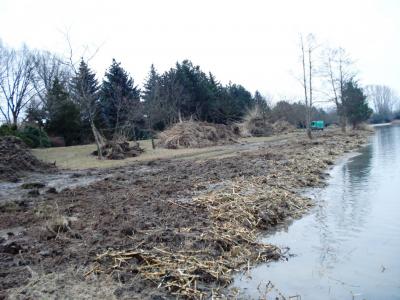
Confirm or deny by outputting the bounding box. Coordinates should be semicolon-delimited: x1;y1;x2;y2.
0;41;6;85
0;45;35;127
299;34;317;139
62;32;105;158
365;85;398;118
31;50;70;105
322;47;355;132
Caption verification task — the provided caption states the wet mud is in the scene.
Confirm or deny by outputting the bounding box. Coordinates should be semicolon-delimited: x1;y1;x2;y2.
0;129;370;299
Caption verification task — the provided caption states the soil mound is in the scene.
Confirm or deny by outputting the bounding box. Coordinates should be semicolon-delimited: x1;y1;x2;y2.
92;140;144;160
157;121;238;149
0;136;53;182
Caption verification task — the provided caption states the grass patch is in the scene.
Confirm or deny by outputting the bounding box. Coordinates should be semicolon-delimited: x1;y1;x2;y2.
32;133;300;170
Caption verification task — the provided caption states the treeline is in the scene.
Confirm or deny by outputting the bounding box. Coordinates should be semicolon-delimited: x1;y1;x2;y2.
0;41;394;147
0;42;266;146
365;85;400;123
143;61;257;129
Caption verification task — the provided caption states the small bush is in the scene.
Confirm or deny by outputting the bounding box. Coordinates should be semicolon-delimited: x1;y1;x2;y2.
0;124;17;136
0;124;51;148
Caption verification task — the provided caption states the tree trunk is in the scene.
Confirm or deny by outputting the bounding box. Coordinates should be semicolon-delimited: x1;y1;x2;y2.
12;113;18;128
306;107;312;139
340;115;347;133
178;109;183;123
301;36;312;140
90;121;104;160
308;47;313;140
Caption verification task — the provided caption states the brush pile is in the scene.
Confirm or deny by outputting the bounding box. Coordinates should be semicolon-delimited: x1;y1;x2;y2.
93;132;372;297
271;120;295;134
240;107;272;137
239;108;295;137
95;179;312;298
92;140;144;160
0;136;53;182
157;121;239;149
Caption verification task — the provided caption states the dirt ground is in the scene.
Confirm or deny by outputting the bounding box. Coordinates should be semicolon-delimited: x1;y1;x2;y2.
0;129;370;299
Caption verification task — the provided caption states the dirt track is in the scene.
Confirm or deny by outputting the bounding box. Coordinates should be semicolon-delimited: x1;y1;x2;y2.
0;129;370;299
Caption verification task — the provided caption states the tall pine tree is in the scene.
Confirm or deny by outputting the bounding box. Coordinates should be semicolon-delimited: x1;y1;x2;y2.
142;64;163;130
46;77;81;145
142;64;159;103
69;59;108;159
100;59;140;137
70;59;100;141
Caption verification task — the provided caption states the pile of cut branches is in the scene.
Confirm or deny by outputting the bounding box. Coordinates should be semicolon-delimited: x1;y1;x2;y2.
157;121;239;149
93;178;311;298
92;140;144;160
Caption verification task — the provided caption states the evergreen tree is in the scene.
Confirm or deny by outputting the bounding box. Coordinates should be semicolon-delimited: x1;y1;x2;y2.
253;90;271;117
142;64;160;103
100;59;141;136
46;77;81;145
70;59;100;141
143;64;168;130
142;60;258;127
342;80;372;128
206;72;224;123
224;83;254;121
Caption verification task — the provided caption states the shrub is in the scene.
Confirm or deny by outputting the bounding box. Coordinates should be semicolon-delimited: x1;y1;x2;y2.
19;126;51;148
0;124;51;148
0;124;17;136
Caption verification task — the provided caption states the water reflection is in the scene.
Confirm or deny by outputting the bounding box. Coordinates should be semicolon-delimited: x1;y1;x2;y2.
233;125;400;300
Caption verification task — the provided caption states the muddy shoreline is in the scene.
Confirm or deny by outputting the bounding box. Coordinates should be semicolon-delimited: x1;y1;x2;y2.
0;129;371;299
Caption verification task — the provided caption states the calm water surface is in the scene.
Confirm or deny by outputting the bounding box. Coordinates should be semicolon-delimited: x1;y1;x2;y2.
233;125;400;300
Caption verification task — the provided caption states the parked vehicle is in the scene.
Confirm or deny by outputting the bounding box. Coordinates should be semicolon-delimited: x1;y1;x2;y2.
311;120;324;130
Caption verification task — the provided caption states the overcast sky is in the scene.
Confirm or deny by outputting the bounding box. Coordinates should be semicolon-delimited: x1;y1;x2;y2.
0;0;399;104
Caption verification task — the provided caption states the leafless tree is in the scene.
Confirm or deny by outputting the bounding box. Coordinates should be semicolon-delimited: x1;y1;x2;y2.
322;47;355;132
0;41;6;84
62;32;105;158
0;45;35;127
31;50;70;106
365;85;398;117
299;34;317;139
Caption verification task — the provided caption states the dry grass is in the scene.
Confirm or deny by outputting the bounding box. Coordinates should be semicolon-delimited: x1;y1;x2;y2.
32;133;301;170
355;122;375;131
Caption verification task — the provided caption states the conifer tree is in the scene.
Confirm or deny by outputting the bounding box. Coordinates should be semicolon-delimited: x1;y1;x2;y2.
70;59;99;127
100;59;140;136
46;77;81;145
70;59;103;156
142;64;159;103
342;80;372;128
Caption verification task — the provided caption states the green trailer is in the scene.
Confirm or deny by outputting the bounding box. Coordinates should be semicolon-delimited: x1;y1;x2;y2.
311;120;324;130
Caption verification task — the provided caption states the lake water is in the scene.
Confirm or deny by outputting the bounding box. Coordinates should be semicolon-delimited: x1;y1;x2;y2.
233;125;400;300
